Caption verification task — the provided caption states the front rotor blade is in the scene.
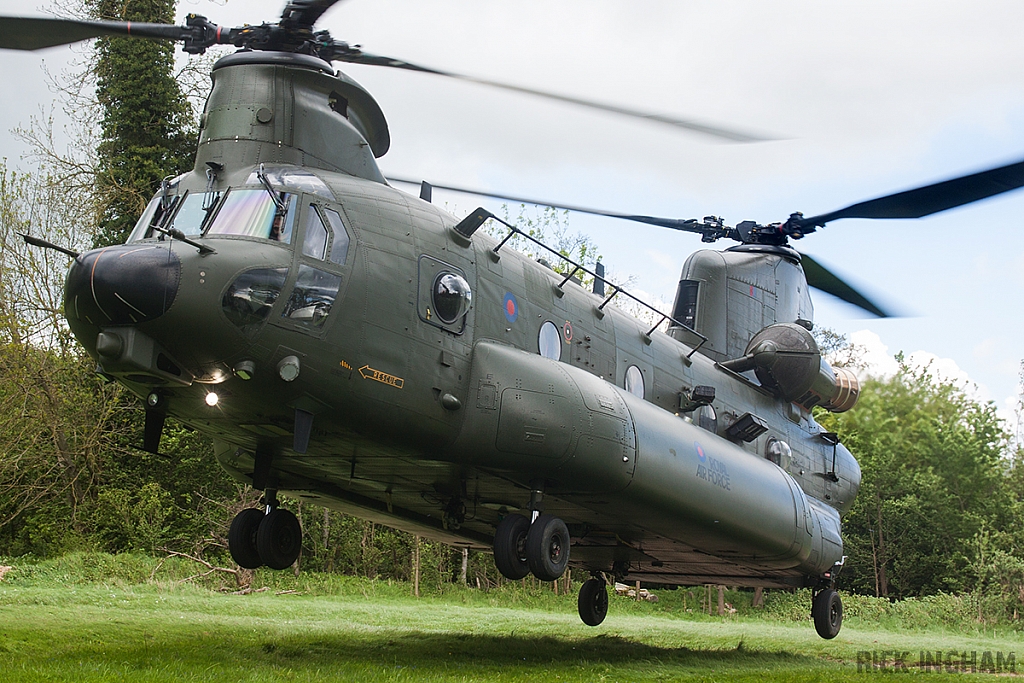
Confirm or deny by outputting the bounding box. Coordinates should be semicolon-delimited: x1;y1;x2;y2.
798;157;1024;228
0;16;187;50
387;176;702;231
334;48;771;142
800;252;889;317
280;0;345;29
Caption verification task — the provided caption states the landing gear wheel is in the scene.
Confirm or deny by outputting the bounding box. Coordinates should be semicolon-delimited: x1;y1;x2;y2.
578;578;608;626
526;514;570;581
493;514;531;580
228;508;265;569
812;588;843;639
257;508;302;570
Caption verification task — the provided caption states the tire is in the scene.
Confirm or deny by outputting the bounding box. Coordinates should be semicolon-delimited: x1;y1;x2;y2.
578;578;608;626
526;514;570;582
812;588;843;639
493;514;531;580
257;508;302;570
228;508;265;569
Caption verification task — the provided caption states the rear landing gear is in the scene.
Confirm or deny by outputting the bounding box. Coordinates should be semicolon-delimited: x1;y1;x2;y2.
812;588;843;639
492;512;571;582
526;514;570;581
227;492;303;570
811;559;845;639
577;577;608;626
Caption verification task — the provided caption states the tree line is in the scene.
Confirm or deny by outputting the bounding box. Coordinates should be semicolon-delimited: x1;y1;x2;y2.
1;0;1023;624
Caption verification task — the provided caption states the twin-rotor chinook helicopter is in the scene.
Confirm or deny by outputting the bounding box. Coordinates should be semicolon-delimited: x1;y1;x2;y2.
5;0;1024;640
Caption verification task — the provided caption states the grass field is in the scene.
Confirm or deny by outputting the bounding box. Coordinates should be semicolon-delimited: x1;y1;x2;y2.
0;553;1020;681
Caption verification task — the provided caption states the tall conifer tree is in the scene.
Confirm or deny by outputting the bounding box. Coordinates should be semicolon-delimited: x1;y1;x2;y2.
90;0;195;247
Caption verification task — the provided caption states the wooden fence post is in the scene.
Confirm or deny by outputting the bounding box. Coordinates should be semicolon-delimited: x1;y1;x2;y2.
413;535;421;597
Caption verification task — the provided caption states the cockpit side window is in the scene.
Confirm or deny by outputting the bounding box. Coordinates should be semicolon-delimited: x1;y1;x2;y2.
127;195;164;243
322;207;350;265
281;265;341;328
279;201;350;334
206;189;297;243
301;206;330;260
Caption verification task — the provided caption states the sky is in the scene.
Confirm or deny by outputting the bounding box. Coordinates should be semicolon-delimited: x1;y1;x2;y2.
2;0;1023;424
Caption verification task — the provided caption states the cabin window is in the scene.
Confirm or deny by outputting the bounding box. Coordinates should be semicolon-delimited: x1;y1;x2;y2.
301;207;330;260
207;189;297;242
281;265;342;328
538;321;561;361
222;267;289;334
624;365;645;399
766;438;793;470
417;256;469;335
167;191;216;236
431;272;472;324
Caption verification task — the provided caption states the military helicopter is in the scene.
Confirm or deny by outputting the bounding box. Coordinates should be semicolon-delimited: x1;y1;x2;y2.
4;0;1024;641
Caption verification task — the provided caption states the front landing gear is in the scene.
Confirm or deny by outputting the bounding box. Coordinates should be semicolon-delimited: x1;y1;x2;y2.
812;588;843;639
493;514;531;580
258;508;302;570
228;492;303;570
228;507;265;569
578;577;608;626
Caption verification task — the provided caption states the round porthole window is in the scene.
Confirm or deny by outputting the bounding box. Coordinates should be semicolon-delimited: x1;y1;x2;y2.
766;438;792;469
432;272;472;324
624;365;645;399
538;321;561;360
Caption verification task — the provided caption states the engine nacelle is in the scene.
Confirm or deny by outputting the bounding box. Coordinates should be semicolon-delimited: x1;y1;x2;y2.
721;323;860;413
800;363;860;413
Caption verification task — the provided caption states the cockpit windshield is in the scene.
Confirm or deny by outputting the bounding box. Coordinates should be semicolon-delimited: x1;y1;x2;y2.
168;191;215;236
206;189;297;243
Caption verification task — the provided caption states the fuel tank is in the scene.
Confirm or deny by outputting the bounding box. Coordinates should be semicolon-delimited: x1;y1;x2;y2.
453;341;842;576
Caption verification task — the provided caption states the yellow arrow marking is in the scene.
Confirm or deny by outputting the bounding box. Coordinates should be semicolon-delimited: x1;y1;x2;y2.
358;365;405;389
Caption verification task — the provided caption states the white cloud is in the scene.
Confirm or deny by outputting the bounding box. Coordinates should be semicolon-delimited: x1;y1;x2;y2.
848;329;1022;429
848;330;899;378
851;329;975;387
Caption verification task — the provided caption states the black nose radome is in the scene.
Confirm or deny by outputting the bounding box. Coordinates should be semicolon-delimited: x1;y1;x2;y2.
65;245;181;326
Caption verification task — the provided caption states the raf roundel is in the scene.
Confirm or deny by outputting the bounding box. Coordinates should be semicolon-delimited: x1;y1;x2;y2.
695;441;707;463
503;292;518;323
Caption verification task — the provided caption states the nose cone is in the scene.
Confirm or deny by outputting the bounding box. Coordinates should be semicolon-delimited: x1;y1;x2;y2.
65;245;181;327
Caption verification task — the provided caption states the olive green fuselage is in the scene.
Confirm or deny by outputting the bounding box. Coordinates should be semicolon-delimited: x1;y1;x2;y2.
64;51;859;588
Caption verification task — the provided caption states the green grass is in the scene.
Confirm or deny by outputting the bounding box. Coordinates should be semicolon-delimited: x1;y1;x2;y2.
0;553;1020;681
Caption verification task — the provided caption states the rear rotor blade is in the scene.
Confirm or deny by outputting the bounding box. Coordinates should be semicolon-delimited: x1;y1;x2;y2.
332;47;771;142
0;16;187;50
387;176;704;231
800;252;889;317
798;157;1024;229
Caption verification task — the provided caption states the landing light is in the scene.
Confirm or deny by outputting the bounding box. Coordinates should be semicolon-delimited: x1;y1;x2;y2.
205;392;220;407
